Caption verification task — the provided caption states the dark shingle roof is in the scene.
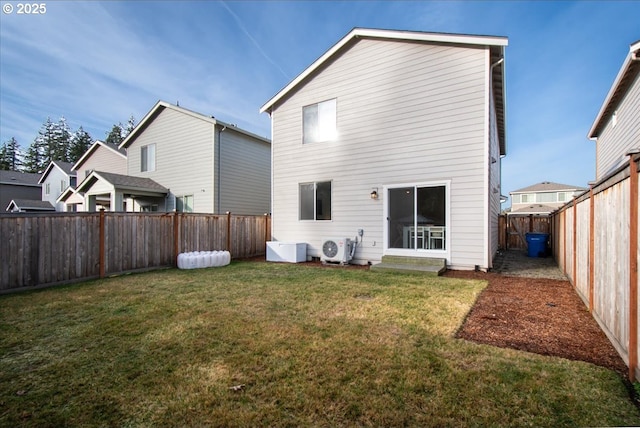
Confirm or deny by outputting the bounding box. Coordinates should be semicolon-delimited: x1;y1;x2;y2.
7;199;55;211
0;170;41;186
77;171;168;194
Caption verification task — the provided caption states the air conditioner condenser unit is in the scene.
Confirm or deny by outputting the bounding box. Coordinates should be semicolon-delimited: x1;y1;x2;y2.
321;237;353;264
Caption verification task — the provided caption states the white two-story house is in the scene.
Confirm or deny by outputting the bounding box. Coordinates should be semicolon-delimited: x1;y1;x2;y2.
261;28;507;270
39;160;76;212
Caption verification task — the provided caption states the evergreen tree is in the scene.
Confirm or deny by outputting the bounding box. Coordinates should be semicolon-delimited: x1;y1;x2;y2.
0;137;22;171
105;116;136;147
23;143;43;173
53;117;72;162
68;126;92;163
125;115;136;136
105;123;125;146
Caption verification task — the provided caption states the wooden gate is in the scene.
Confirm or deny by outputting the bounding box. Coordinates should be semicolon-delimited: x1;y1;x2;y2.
499;214;551;250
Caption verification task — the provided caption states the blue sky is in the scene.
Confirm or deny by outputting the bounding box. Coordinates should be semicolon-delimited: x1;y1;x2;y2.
1;1;638;207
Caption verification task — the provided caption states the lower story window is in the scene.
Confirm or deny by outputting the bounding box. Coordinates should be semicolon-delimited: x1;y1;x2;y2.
300;181;331;220
177;195;194;212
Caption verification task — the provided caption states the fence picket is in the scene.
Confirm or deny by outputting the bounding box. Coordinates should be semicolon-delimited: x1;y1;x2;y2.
0;212;271;292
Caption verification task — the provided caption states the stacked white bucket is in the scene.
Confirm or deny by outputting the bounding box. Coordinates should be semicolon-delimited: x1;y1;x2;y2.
177;251;231;269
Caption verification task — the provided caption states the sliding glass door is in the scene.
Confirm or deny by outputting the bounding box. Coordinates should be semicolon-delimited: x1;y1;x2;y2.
387;184;447;251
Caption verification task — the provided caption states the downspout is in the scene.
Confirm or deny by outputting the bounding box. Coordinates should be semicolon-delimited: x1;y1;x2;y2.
216;125;226;214
486;56;504;270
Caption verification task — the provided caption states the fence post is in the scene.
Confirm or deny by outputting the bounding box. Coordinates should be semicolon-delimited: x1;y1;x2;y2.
264;213;270;247
173;212;180;267
628;152;638;381
226;211;232;256
99;209;105;278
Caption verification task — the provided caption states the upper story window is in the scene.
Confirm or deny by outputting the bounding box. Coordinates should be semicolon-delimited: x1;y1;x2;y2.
60;180;67;192
300;181;331;220
45;183;50;195
303;99;337;144
141;144;156;172
520;193;532;203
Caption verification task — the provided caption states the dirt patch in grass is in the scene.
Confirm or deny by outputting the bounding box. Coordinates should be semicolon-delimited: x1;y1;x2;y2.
447;270;627;375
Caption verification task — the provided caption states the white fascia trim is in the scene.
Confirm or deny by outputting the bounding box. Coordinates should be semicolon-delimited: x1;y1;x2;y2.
260;28;508;114
588;41;640;139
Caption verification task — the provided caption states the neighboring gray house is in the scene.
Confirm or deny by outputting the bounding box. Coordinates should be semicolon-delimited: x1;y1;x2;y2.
39;160;76;212
509;182;587;215
588;39;640;180
1;170;42;213
77;101;271;214
58;140;127;211
260;28;507;270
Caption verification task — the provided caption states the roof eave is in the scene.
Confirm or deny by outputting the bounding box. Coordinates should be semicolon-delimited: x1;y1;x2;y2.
588;40;640;139
260;27;508;115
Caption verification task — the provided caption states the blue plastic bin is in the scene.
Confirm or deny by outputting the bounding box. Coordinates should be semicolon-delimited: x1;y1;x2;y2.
525;233;549;258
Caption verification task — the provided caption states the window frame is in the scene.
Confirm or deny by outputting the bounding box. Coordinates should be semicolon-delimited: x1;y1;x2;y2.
299;181;332;221
302;98;337;144
176;195;194;213
141;143;156;172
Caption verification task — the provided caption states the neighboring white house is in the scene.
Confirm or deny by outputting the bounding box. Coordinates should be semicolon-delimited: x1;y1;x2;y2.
588;39;640;180
509;182;587;215
260;28;507;270
39;160;76;212
58;140;127;212
76;101;271;214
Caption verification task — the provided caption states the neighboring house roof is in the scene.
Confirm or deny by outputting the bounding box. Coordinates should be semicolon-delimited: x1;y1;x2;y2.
6;199;55;212
38;160;76;184
588;40;640;139
73;140;127;171
259;27;508;155
508;204;557;215
511;181;587;194
76;171;168;195
57;186;83;204
0;170;41;187
119;100;270;150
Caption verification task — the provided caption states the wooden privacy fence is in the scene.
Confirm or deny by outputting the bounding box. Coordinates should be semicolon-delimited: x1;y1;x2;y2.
499;214;551;250
0;211;271;292
552;152;639;381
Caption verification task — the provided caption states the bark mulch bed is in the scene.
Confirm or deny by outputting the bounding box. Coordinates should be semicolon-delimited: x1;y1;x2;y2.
445;270;627;375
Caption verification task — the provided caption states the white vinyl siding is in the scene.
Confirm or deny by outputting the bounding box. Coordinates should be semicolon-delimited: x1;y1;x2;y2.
125;105;270;215
41;165;73;212
595;73;640;180
75;145;127;183
127;107;215;213
218;128;271;215
270;38;490;268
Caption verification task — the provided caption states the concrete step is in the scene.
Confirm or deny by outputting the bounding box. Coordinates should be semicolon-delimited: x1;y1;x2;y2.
370;256;447;276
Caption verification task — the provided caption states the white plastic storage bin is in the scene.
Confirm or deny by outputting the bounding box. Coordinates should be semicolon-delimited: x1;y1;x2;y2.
266;242;307;263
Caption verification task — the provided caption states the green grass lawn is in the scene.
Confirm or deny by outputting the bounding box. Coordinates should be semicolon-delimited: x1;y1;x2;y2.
1;261;638;427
